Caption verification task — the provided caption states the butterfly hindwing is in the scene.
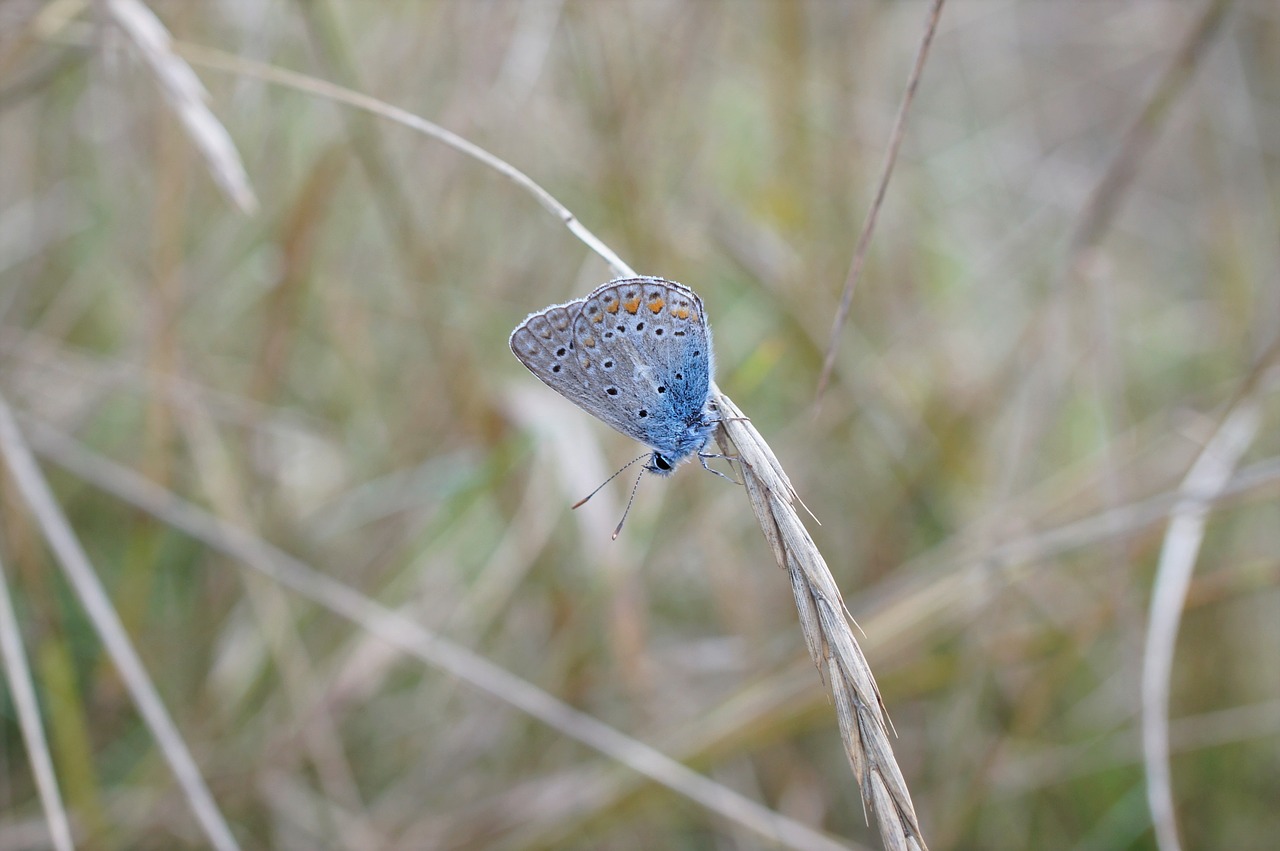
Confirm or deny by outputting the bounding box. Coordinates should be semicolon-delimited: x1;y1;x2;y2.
509;300;606;424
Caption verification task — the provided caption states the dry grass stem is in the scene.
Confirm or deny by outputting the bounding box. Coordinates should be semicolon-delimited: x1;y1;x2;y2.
0;553;74;851
0;394;241;851
127;45;923;847
24;415;862;851
816;0;947;401
170;41;633;278
1142;401;1260;851
714;387;927;851
95;0;258;214
7;5;1278;846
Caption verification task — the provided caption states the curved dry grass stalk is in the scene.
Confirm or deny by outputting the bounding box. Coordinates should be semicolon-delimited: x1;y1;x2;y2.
1142;401;1260;851
23;415;861;851
714;388;926;851
0;394;241;851
0;552;75;851
94;0;257;214
35;30;928;848
169;41;631;277
192;47;921;848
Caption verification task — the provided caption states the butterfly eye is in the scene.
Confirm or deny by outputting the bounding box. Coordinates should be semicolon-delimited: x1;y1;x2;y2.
653;454;672;471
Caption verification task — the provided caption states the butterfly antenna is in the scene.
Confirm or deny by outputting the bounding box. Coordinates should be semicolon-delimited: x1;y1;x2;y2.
571;453;648;510
612;466;647;540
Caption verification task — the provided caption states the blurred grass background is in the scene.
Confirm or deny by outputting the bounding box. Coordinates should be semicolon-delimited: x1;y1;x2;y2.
2;0;1280;848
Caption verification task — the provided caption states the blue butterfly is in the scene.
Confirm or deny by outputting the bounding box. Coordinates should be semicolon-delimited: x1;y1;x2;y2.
510;276;721;478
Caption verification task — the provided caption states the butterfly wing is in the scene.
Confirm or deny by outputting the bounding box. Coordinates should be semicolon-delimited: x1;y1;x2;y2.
509;298;618;430
511;277;716;458
567;278;715;458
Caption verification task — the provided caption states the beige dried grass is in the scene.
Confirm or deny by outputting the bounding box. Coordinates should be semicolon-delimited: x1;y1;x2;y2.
0;551;74;851
32;29;930;850
41;0;259;214
23;413;859;851
713;389;927;851
0;395;241;851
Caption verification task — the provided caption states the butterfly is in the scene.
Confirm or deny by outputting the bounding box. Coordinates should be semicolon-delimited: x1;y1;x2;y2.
509;276;724;480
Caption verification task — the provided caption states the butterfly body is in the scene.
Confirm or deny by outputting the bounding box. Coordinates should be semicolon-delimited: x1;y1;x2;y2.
509;277;717;475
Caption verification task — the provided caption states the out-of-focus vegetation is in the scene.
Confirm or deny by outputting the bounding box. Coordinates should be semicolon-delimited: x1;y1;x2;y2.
1;1;1279;849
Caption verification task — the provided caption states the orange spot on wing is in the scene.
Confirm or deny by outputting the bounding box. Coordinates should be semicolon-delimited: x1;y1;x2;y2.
581;335;596;348
605;302;619;314
624;298;641;314
648;298;665;313
673;307;690;320
593;314;604;323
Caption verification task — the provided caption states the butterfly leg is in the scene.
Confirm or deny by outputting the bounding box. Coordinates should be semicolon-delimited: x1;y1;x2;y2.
707;413;752;427
698;452;742;484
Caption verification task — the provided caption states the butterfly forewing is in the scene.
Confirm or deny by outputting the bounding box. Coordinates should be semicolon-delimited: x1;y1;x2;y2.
573;278;714;448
